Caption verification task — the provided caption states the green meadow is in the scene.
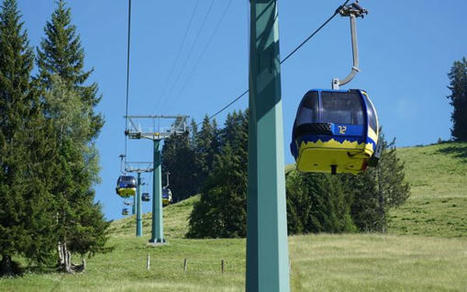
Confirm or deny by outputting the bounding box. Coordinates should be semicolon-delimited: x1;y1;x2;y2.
1;142;466;291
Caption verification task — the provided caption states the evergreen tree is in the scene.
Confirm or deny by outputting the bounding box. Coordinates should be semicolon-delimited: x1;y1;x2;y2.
21;109;59;267
187;144;247;238
221;110;247;150
43;75;109;271
36;0;103;139
286;172;355;235
189;118;198;147
162;131;198;201
344;134;410;232
447;57;467;141
187;111;248;238
194;116;219;187
162;117;221;201
285;171;310;234
0;0;56;275
36;0;108;271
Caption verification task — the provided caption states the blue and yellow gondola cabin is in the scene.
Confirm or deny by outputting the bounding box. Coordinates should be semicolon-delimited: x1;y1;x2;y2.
290;89;379;174
142;192;150;202
162;187;173;206
115;175;137;198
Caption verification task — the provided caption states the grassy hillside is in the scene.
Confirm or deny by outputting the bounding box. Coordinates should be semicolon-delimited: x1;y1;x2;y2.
1;142;466;291
108;195;200;240
388;142;467;237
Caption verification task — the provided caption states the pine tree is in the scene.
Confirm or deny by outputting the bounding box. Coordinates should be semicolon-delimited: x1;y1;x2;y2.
36;0;108;271
286;172;356;234
187;111;248;238
42;75;109;272
36;0;103;139
0;0;33;274
189;118;198;147
0;0;56;275
285;171;310;234
162;131;198;201
194;116;218;187
345;134;410;232
162;116;221;201
447;57;467;141
187;144;247;238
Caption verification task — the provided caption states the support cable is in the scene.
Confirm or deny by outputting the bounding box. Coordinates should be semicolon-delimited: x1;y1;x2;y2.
158;0;215;112
198;0;351;125
154;0;201;113
173;0;233;105
123;0;132;170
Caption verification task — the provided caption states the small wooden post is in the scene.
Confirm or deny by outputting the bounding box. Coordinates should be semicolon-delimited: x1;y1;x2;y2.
183;258;187;272
221;259;225;274
147;254;150;270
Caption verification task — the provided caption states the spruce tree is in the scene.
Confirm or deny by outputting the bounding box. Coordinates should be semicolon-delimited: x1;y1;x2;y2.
162;116;220;201
43;75;109;271
189;118;198;147
0;0;56;274
345;133;410;232
187;144;247;238
194;116;218;187
36;0;108;271
286;172;355;234
187;111;248;238
162;131;198;201
0;0;31;273
447;57;467;141
36;0;103;139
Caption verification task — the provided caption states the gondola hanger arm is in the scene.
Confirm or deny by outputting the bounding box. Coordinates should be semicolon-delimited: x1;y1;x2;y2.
332;1;368;90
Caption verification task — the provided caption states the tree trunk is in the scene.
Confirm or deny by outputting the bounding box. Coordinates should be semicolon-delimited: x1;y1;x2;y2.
58;242;65;267
57;242;72;273
377;168;386;233
64;243;72;273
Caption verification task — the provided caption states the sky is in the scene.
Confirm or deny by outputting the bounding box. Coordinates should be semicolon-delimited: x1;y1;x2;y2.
18;0;467;221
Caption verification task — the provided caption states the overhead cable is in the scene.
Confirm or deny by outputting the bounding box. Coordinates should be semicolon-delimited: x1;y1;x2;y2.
198;0;351;125
174;0;234;103
159;0;216;112
154;0;201;114
124;0;132;161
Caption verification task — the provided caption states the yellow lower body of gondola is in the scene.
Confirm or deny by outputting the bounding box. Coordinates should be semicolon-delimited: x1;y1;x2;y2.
117;187;136;198
297;139;374;174
162;198;171;206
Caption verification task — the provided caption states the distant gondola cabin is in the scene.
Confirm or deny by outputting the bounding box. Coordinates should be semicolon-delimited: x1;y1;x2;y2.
162;187;172;206
116;175;137;198
142;192;150;202
290;89;379;174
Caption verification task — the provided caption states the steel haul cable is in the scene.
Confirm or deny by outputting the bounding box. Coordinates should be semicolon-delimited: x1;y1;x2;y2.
174;0;234;106
123;0;132;165
199;0;351;126
159;0;216;112
154;0;201;114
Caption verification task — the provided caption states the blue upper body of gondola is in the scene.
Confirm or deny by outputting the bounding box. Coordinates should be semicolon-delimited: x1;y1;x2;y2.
116;175;136;189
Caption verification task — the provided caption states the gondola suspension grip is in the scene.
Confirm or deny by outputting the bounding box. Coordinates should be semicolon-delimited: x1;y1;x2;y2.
332;2;367;89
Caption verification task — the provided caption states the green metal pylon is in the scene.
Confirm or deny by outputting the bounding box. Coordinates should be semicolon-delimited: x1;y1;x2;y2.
246;1;290;291
149;140;165;244
136;172;142;237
